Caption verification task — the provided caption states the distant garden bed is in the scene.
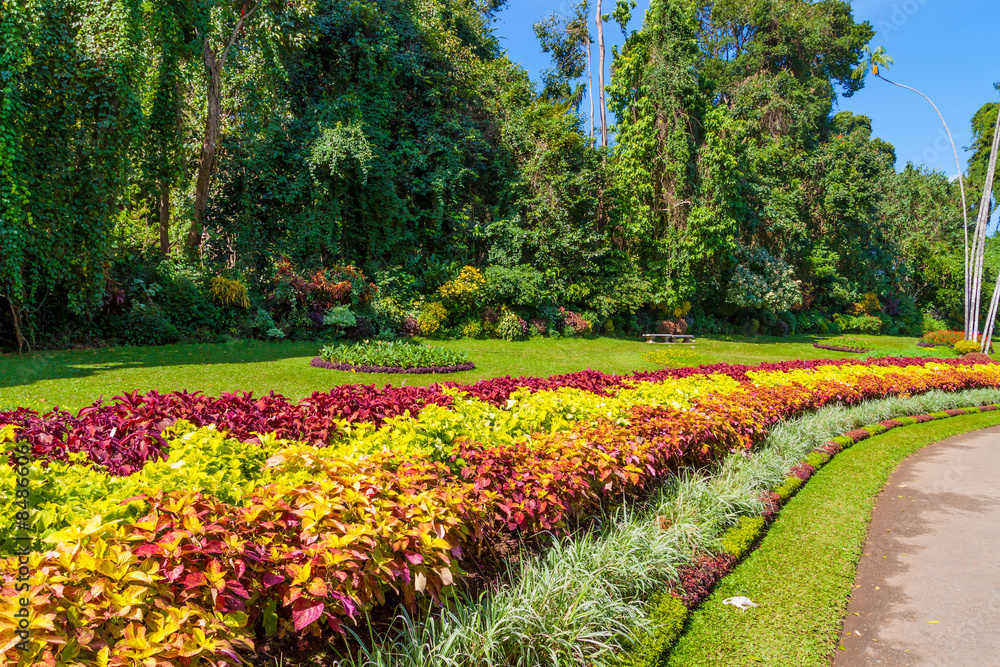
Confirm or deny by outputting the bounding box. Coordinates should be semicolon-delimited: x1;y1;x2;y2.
812;336;871;353
315;339;473;374
310;357;475;374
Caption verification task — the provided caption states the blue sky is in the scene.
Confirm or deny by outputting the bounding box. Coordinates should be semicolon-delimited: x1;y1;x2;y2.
492;0;1000;177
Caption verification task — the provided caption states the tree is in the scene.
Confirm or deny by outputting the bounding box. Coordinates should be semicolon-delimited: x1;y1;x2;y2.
187;0;311;254
595;0;607;146
852;46;974;335
533;2;591;111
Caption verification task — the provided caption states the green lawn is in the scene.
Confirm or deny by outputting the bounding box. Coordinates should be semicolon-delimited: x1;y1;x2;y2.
666;410;1000;666
0;334;923;411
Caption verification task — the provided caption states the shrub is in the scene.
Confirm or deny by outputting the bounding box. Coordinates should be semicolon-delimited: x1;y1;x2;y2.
617;593;688;667
209;276;251;309
560;307;590;335
123;304;180;346
774;476;803;502
461;319;484;339
438;266;486;314
834;313;882;334
954;340;982;355
417;302;449;336
720;516;766;559
528;318;547;336
922;330;965;346
922;312;949;334
726;246;803;312
319;340;470;369
656;318;688;335
497;308;529;341
483;265;547;306
323;305;357;329
963;352;994;364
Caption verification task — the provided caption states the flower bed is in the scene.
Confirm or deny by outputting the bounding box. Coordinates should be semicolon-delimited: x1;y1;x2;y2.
812;336;871;353
310;357;475;374
319;340;470;370
3;357;1000;665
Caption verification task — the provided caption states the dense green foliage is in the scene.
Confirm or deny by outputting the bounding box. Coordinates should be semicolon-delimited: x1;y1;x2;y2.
319;340;470;369
1;0;995;350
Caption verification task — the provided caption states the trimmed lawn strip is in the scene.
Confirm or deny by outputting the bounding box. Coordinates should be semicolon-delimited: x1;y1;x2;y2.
664;410;1000;667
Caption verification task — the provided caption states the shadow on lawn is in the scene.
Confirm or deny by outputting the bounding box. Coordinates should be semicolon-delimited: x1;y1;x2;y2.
0;339;318;391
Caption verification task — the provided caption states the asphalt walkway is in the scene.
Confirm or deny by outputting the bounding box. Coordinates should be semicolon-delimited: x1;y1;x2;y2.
834;425;1000;666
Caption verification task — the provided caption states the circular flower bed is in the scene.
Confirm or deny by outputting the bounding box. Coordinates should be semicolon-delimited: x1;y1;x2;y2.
315;340;474;374
310;357;475;374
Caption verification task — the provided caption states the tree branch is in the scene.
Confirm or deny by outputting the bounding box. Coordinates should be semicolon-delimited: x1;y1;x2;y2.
220;2;259;70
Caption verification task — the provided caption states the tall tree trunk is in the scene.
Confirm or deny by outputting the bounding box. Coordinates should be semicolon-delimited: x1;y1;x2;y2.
190;41;221;253
877;75;971;336
587;33;594;142
7;298;29;355
969;107;1000;342
187;6;257;255
595;0;607;147
970;110;1000;349
159;180;171;256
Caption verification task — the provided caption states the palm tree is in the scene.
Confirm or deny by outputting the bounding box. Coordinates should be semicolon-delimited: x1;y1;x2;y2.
852;46;973;336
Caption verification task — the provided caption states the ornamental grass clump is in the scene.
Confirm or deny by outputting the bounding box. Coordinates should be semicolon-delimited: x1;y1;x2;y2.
320;340;470;369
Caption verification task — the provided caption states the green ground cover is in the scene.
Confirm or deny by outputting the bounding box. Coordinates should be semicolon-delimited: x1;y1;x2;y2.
666;410;1000;666
0;334;926;411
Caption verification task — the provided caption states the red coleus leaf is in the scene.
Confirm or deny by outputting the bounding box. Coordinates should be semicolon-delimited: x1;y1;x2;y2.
292;599;324;632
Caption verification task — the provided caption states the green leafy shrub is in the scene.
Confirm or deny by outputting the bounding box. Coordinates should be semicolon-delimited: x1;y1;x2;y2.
954;340;982;355
615;593;688;667
123;304;180;346
726;246;802;312
461;319;484;339
319;340;469;369
804;451;828;468
483;265;547;306
830;435;853;447
834;313;882;334
323;306;357;329
774;476;803;502
863;424;887;436
416;302;448;336
721;516;766;559
922;312;949;334
497;308;529;341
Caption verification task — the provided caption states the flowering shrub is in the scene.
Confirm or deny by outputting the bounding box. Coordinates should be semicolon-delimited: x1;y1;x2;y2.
922;330;965;346
417;302;449;336
438;266;486;313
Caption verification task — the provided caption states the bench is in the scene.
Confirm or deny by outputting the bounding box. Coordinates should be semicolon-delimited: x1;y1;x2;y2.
643;333;696;344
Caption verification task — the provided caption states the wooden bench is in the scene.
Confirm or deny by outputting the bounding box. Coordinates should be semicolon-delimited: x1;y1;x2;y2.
643;333;696;344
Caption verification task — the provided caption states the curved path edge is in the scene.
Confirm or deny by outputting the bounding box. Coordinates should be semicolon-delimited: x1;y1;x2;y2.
833;426;1000;666
659;409;1000;667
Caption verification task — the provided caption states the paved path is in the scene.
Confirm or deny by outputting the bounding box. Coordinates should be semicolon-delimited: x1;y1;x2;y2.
834;426;1000;666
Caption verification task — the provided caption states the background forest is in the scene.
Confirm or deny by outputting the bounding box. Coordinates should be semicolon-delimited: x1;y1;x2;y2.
2;0;999;351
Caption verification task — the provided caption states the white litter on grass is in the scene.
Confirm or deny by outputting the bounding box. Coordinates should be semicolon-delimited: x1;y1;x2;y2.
723;596;759;612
